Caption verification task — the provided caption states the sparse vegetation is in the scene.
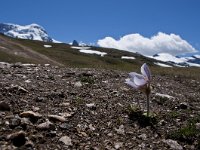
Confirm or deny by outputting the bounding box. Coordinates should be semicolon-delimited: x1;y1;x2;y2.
127;104;157;128
167;116;200;145
168;111;180;118
80;76;95;84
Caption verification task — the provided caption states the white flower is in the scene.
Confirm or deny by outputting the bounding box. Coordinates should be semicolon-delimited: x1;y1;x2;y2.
125;63;151;91
125;63;152;116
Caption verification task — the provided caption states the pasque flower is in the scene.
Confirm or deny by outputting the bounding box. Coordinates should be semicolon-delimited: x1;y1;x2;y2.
125;63;151;116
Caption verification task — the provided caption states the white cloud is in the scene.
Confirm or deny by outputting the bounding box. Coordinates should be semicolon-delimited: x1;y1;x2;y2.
97;32;197;56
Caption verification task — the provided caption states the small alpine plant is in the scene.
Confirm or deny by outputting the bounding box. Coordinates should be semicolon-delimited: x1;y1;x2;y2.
125;63;151;117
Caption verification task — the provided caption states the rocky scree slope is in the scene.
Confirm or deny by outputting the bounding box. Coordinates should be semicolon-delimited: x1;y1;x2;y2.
0;63;200;149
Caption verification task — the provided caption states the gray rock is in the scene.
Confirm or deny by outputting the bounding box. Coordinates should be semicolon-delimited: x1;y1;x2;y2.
138;133;147;140
179;102;188;109
59;136;72;146
9;118;21;129
20;111;42;118
9;84;28;93
59;123;72;130
74;81;82;87
195;123;200;130
114;142;123;149
35;97;45;102
115;125;125;135
48;115;66;122
25;140;34;148
163;139;183;150
86;103;95;108
36;119;55;130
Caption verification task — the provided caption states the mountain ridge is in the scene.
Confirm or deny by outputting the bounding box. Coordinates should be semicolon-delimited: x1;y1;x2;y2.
0;23;54;42
150;53;200;67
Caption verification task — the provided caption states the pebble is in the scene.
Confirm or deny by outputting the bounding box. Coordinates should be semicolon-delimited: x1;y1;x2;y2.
138;134;147;140
59;102;70;107
179;102;188;109
89;124;95;131
59;136;72;146
25;140;34;148
86;103;95;108
9;118;21;129
10;84;28;93
195;123;200;130
36;119;54;130
35;97;45;102
25;79;31;83
20;111;42;118
59;112;74;118
48;115;66;122
74;81;82;87
114;142;123;149
115;125;125;135
59;123;72;130
32;106;40;111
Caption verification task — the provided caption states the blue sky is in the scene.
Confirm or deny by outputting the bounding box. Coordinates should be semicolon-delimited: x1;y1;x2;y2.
0;0;200;55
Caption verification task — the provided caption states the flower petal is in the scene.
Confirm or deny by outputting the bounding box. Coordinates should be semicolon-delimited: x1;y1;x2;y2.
125;78;140;89
128;72;138;78
133;74;147;86
129;72;147;86
141;63;151;81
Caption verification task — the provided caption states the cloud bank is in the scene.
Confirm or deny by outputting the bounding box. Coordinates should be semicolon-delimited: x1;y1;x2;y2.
97;32;197;56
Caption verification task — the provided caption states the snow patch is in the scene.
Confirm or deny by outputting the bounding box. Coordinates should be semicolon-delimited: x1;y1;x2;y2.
154;62;172;67
52;39;62;43
79;49;107;57
121;56;135;60
71;46;91;50
44;45;52;48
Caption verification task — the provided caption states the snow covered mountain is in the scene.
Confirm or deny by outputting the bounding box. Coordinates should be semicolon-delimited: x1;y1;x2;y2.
150;53;200;67
186;55;200;64
0;23;56;42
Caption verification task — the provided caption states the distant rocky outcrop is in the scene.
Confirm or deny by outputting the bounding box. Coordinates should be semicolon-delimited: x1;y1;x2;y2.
72;40;79;46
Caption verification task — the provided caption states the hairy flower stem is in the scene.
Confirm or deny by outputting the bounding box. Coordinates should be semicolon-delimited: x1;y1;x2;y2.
146;93;150;117
145;84;151;117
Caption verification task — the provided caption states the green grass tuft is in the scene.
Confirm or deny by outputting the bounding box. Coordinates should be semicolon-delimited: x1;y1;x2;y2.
167;116;200;144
